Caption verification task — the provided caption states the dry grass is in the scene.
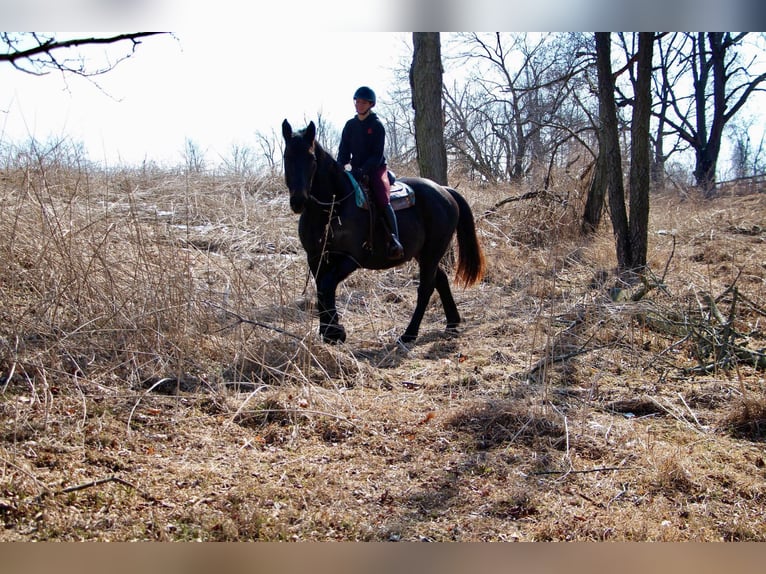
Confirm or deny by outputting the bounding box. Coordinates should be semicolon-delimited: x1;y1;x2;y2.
1;147;765;541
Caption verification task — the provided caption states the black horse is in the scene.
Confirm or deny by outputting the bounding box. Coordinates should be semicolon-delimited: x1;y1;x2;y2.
281;119;485;344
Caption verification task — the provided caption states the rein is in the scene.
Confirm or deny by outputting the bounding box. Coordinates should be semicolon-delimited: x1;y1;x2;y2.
307;159;355;208
309;188;355;208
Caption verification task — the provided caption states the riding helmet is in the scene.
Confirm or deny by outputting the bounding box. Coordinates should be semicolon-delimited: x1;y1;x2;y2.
353;86;376;106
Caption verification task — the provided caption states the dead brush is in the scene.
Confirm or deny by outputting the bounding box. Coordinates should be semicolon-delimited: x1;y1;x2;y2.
0;142;344;420
2;139;766;541
720;395;766;440
649;452;697;494
445;399;566;451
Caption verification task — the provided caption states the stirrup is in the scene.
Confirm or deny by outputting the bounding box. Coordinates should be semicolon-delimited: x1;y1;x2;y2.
387;237;404;260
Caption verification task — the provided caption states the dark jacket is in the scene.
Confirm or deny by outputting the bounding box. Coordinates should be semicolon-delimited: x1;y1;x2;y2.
337;112;387;174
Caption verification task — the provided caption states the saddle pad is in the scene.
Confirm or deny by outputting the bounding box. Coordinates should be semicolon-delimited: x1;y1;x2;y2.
389;182;416;210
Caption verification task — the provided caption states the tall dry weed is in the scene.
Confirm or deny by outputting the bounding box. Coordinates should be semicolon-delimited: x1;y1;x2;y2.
0;140;323;404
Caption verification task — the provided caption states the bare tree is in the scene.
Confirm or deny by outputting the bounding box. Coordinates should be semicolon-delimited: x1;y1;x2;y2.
444;33;593;184
649;32;690;188
655;32;766;195
593;32;628;262
182;138;206;174
221;143;254;178
379;82;417;165
581;130;609;233
727;117;765;179
315;111;341;159
628;32;654;272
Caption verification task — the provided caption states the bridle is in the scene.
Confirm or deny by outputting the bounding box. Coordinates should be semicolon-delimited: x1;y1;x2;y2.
297;143;355;209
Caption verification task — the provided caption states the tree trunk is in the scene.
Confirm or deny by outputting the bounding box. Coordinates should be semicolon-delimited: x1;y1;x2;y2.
689;33;726;195
697;33;727;196
581;140;606;234
410;33;448;185
628;33;654;272
595;33;632;272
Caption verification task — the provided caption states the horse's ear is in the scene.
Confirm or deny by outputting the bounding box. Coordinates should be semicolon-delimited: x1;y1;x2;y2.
305;121;316;143
281;119;292;141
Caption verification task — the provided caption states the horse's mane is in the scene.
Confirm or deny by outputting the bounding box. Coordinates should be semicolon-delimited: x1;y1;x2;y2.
313;139;337;168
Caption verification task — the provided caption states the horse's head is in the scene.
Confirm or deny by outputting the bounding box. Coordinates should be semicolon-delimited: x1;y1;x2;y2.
282;119;317;214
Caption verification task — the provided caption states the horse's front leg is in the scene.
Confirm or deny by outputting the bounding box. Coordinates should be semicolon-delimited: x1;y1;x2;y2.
312;256;358;344
316;274;345;344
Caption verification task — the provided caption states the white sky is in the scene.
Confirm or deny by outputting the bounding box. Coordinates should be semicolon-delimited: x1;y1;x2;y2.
3;27;766;175
2;2;764;164
0;32;411;167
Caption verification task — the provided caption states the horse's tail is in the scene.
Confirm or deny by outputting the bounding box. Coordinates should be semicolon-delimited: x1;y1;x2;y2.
447;187;485;288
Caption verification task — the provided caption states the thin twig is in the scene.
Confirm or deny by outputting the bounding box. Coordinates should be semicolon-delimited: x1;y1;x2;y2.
531;466;636;476
659;233;676;286
126;377;174;434
1;361;16;394
0;455;49;494
677;392;705;430
205;301;305;341
735;289;766;318
548;401;571;468
650;396;706;435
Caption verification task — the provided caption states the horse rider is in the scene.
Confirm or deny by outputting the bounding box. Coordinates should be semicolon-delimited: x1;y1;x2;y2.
337;86;405;260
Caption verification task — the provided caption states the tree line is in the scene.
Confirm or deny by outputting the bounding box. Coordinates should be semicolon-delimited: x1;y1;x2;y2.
407;32;766;278
4;32;765;281
406;33;766;191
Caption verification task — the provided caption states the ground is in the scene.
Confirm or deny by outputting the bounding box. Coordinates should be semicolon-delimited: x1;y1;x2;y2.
1;161;764;541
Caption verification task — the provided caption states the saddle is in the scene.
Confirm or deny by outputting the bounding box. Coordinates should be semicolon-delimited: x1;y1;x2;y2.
346;171;416;211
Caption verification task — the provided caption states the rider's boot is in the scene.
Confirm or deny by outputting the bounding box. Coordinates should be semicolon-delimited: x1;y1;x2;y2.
381;203;404;260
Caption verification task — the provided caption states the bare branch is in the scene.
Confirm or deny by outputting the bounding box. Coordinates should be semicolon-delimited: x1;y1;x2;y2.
1;32;166;78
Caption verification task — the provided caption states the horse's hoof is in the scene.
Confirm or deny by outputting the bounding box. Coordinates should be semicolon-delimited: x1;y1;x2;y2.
321;324;347;344
398;333;417;345
445;325;460;337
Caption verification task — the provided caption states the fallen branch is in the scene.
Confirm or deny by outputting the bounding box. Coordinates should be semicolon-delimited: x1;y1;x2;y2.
684;348;766;374
34;475;160;505
520;346;595;380
481;190;540;218
59;475;139;495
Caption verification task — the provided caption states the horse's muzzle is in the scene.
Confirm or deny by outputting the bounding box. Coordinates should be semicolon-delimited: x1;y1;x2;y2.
290;195;306;214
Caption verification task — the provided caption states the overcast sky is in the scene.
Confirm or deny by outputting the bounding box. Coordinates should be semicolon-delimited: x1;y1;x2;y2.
0;32;411;166
2;0;765;168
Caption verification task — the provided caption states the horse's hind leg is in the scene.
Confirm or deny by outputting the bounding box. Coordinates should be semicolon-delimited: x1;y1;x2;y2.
400;261;441;344
434;267;461;334
400;279;435;344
